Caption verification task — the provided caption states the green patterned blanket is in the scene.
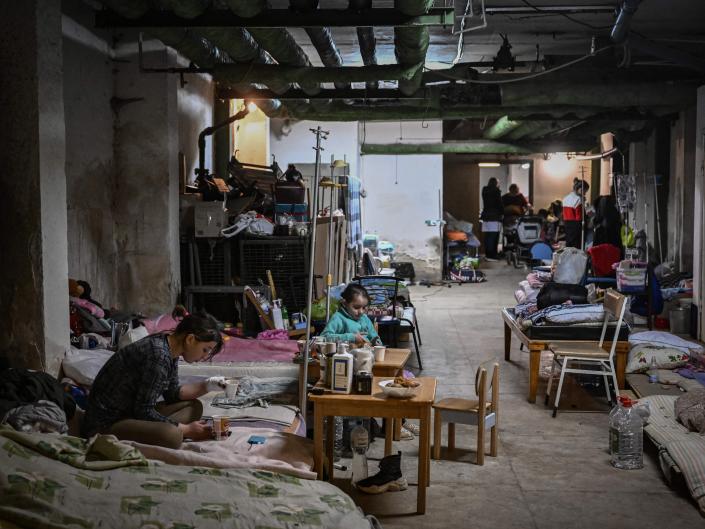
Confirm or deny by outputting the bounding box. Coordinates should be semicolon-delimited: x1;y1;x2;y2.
0;429;377;529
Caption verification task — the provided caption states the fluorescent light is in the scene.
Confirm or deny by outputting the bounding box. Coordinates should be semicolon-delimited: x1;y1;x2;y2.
478;162;500;167
521;162;530;170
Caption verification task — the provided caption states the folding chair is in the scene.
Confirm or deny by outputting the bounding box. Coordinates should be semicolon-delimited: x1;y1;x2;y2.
545;289;627;417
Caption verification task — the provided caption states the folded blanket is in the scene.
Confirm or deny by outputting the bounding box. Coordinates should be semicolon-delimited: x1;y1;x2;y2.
0;426;147;470
524;303;604;327
129;427;315;479
675;388;705;434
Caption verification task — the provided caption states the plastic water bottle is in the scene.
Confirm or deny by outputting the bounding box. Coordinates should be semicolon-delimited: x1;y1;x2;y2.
609;396;644;469
350;420;369;484
647;357;658;383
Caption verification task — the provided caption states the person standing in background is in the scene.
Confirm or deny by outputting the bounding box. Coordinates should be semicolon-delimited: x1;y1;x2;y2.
481;177;503;261
562;179;590;249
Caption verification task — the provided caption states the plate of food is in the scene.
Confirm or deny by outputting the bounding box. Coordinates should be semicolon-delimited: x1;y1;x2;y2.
379;376;421;398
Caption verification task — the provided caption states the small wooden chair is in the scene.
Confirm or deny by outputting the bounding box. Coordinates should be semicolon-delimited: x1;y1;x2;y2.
432;361;499;465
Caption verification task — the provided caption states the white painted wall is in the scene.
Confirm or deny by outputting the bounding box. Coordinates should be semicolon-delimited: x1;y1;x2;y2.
360;121;443;280
508;164;531;202
270;120;359;178
534;155;592;211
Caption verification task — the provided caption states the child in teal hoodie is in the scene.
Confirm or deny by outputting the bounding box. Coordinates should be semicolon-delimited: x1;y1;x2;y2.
320;284;381;346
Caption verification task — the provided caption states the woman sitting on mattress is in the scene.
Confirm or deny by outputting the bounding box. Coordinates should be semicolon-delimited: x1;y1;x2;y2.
82;312;225;448
319;283;381;346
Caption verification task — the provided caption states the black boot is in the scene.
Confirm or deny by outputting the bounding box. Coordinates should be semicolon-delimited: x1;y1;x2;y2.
355;451;408;494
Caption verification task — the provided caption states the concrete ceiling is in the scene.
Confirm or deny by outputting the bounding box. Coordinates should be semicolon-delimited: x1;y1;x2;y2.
94;0;705;151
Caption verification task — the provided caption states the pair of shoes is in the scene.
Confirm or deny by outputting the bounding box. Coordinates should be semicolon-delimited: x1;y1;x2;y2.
355;451;408;494
402;422;420;436
399;427;414;440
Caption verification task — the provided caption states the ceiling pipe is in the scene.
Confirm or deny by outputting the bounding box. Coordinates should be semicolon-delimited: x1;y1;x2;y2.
290;0;349;90
394;1;433;95
350;1;379;90
100;0;281;114
224;0;320;95
483;116;521;140
361;141;532;155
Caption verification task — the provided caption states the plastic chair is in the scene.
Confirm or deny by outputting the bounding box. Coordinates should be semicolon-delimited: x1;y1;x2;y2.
432;361;499;465
545;289;627;417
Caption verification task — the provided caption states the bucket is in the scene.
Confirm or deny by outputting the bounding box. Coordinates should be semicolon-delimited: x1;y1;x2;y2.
670;306;690;335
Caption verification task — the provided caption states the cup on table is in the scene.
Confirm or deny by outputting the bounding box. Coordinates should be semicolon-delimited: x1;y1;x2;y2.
374;345;386;362
212;415;230;441
224;379;239;399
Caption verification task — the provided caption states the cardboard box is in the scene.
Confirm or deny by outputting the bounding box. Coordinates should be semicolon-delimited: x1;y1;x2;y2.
194;203;228;238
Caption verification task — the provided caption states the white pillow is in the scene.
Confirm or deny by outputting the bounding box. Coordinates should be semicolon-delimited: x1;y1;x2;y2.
629;331;703;356
626;344;689;374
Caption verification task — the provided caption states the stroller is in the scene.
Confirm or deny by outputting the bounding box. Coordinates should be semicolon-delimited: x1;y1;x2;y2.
504;215;549;268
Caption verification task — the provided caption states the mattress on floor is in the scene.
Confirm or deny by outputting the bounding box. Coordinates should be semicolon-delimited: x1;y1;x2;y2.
179;360;298;379
506;308;631;340
641;394;705;515
628;372;703;398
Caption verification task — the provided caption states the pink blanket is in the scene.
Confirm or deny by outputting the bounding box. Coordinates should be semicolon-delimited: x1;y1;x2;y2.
210;336;298;363
129;427;315;479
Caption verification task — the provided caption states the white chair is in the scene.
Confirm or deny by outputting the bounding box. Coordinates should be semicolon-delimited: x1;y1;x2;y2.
433;361;499;465
545;289;627;417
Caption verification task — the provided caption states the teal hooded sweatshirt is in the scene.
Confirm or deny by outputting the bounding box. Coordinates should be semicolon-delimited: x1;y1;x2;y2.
320;305;381;344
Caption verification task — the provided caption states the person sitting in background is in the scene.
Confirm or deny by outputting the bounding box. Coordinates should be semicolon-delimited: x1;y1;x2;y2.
320;284;381;346
82;312;225;448
283;163;305;188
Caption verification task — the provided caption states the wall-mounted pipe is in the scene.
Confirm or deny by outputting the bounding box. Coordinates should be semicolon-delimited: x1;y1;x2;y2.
483;116;522;140
197;108;250;180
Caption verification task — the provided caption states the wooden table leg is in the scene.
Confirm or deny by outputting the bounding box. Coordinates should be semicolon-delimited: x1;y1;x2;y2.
418;407;430;514
423;407;431;487
314;404;324;480
384;418;393;456
504;321;512;361
528;345;543;403
326;416;335;480
394;417;401;441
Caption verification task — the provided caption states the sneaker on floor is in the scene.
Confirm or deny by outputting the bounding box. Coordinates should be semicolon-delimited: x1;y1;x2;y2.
399;427;414;440
403;422;420;436
355;451;408;494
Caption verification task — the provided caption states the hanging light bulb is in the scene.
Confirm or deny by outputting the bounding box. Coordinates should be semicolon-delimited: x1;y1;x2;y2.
246;101;258;112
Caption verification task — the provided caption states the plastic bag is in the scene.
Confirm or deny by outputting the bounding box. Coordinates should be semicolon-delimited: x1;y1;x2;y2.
62;347;114;386
310;297;339;321
553;247;588;284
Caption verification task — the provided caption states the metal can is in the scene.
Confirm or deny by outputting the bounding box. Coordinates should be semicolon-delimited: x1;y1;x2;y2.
356;371;372;395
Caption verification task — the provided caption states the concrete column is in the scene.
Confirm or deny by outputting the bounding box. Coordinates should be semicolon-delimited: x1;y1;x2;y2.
599;133;614;196
113;39;181;314
693;86;705;339
0;0;69;373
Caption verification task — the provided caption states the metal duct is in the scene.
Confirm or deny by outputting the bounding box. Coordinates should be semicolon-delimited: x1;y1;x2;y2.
393;1;433;95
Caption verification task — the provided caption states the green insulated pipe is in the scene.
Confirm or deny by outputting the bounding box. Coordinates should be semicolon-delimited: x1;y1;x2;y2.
224;0;320;95
213;63;420;86
361;142;532;155
393;0;433;95
483;116;521;140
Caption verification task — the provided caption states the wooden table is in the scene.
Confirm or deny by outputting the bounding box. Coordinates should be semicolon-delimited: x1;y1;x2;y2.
309;376;437;515
502;308;629;403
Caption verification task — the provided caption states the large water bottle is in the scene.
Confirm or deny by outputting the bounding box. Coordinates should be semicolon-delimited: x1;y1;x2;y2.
350;420;369;484
609;396;644;469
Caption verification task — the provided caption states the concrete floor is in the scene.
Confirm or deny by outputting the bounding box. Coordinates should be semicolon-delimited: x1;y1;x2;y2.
332;263;703;528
